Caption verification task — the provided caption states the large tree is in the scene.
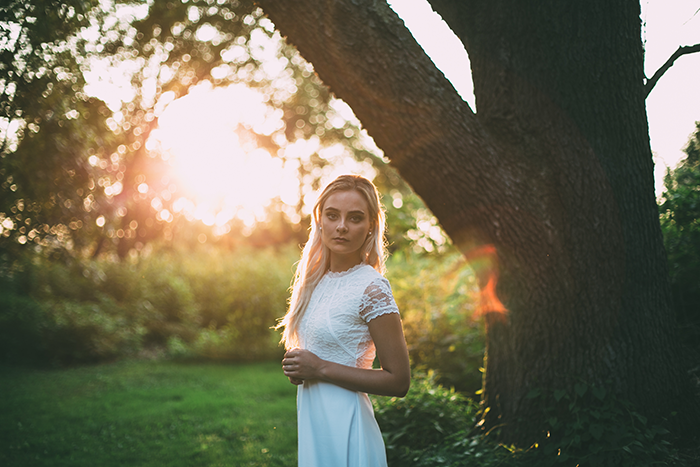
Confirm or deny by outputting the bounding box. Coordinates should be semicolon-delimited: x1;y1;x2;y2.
253;0;699;443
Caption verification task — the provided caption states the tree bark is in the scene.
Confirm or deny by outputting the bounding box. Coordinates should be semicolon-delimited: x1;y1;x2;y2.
254;0;699;443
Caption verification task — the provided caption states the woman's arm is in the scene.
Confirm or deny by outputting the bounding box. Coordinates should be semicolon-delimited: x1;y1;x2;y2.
282;312;410;397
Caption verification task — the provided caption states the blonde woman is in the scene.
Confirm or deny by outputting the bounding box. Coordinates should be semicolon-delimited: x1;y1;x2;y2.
279;174;410;467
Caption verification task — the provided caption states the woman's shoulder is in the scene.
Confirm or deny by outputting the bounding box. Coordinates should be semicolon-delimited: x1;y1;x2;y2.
355;263;389;284
353;266;395;299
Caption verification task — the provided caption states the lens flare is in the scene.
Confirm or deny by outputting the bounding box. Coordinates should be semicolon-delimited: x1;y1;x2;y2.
464;244;508;320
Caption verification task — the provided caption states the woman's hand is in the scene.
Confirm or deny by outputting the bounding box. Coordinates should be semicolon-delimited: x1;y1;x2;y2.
287;376;304;385
282;348;327;383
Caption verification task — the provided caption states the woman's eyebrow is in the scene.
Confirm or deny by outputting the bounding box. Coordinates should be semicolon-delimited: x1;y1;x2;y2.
324;207;366;215
323;206;365;215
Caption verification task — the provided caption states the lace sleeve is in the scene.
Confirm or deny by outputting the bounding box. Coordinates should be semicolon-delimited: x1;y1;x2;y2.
359;277;400;322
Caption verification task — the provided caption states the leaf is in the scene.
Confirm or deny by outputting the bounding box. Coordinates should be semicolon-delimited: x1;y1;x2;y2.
633;412;648;425
574;382;588;397
553;389;566;402
548;417;558;428
526;388;541;399
592;386;606;401
589;423;604;440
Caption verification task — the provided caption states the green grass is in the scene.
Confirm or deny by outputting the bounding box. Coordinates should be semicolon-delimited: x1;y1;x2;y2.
0;360;298;467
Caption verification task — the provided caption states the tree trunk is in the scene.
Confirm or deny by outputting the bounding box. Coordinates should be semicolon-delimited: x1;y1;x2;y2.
254;0;699;443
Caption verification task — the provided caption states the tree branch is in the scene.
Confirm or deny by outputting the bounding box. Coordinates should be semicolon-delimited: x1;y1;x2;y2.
645;43;700;98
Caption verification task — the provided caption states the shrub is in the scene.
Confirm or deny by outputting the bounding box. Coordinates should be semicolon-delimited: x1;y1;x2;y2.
407;386;682;467
387;250;484;396
180;247;293;361
373;372;479;465
374;373;683;467
0;244;296;365
139;259;201;346
42;297;145;364
0;288;49;365
517;383;680;467
401;433;519;467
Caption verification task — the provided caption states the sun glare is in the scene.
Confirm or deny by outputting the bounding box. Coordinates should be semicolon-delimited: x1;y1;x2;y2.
150;83;296;231
148;81;381;234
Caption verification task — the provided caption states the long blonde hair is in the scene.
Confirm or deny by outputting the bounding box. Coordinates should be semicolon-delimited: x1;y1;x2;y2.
277;174;387;349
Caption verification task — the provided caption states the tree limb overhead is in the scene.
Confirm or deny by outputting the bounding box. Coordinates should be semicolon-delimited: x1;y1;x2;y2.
645;43;700;98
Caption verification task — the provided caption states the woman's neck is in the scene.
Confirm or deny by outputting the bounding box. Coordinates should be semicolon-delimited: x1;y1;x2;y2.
329;253;363;273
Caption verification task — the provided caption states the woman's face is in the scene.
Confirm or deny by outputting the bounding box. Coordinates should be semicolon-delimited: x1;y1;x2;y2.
320;189;372;269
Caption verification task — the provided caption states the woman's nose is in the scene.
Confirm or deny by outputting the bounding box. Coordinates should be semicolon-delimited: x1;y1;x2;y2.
336;219;347;232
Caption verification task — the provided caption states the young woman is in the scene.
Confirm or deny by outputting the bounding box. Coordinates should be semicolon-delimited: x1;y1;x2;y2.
278;174;410;467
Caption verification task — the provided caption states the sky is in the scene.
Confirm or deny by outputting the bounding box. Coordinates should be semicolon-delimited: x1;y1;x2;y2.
642;1;700;194
389;0;700;196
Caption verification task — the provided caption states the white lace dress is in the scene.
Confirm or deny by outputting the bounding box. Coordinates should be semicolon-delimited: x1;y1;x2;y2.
296;263;400;467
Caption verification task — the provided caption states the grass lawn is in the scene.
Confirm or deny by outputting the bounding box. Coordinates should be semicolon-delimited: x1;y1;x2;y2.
0;359;298;467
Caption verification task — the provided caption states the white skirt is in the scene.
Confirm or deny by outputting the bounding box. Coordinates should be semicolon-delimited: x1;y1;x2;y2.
297;380;388;467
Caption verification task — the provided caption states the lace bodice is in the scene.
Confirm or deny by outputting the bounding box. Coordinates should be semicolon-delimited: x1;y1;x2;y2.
298;263;400;370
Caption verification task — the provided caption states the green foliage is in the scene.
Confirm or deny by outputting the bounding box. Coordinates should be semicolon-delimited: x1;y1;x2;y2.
0;0;118;253
387;249;485;395
382;190;451;254
375;377;684;467
172;247;293;360
42;297;145;363
397;433;519;467
0;245;296;365
659;122;700;346
0;360;297;466
0;285;49;364
518;383;679;467
373;372;481;466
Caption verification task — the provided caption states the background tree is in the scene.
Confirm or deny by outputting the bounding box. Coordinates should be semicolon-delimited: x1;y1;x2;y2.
0;0;117;259
253;0;699;444
660;122;700;353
